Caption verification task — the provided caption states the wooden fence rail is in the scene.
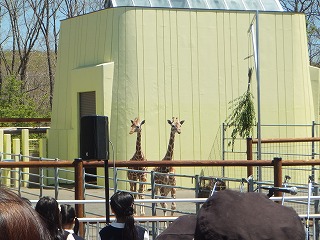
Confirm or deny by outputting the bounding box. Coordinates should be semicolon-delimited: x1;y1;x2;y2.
1;158;320;236
0;118;51;122
0;159;318;167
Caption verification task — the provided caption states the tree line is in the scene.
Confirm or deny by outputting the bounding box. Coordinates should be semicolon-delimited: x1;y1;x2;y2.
0;0;319;119
0;0;105;118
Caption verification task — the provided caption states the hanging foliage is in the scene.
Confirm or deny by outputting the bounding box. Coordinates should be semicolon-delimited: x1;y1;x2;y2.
225;68;256;150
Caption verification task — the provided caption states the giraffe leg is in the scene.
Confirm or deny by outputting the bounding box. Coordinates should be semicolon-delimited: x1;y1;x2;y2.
160;201;167;216
129;175;138;215
160;187;171;228
170;187;177;216
154;184;161;214
138;174;147;216
160;187;170;217
154;174;160;209
129;182;137;215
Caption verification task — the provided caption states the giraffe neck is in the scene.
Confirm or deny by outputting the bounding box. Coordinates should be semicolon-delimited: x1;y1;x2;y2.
163;130;175;160
134;131;144;159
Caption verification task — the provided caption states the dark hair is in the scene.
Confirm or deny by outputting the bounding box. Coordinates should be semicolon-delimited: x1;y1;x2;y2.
35;196;64;240
110;192;137;240
60;204;79;235
0;188;52;240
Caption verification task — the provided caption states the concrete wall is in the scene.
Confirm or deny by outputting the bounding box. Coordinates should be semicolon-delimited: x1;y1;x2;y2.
310;66;320;124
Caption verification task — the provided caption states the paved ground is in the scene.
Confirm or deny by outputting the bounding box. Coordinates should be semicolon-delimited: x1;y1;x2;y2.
18;186;200;217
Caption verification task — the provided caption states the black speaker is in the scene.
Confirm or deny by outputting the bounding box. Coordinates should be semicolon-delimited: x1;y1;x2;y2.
80;115;109;160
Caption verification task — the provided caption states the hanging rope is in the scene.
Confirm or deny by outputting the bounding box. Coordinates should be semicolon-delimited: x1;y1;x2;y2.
247;28;254;92
225;29;256;151
247;67;253;92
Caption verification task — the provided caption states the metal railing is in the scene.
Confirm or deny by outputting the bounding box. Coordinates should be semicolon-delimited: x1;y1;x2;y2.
26;196;320;240
222;122;320;185
2;155;320;238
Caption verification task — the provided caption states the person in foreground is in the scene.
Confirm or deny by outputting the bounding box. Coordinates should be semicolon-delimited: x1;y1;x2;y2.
61;204;85;240
0;187;51;240
156;190;305;240
99;191;149;240
36;196;65;240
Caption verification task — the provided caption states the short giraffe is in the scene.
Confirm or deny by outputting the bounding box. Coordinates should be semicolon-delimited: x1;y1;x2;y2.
154;117;184;216
127;117;147;216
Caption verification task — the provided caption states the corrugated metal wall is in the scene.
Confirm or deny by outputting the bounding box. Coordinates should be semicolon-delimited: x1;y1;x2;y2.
50;8;315;182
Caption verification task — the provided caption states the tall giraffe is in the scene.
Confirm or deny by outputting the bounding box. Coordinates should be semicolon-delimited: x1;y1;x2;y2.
154;117;185;216
127;117;147;215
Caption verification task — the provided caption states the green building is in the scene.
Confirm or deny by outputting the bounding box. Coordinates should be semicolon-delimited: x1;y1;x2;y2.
48;0;320;184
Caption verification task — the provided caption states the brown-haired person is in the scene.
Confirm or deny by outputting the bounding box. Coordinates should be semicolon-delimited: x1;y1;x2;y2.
60;204;84;240
99;191;149;240
0;187;52;240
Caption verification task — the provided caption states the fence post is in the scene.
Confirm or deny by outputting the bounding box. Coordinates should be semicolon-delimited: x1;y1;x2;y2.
314;185;319;240
104;159;110;223
39;138;48;188
3;134;11;186
247;176;254;192
195;175;200;212
13;139;20;188
312;121;316;184
222;122;225;177
0;130;2;187
273;157;282;199
151;170;157;238
22;129;29;187
18;154;22;195
40;157;44;197
247;138;253;192
114;168;118;192
0;129;3;154
74;158;85;237
54;158;59;199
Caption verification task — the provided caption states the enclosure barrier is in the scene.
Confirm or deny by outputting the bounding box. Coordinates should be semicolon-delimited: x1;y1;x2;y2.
28;197;320;240
1;158;320;237
247;137;320;188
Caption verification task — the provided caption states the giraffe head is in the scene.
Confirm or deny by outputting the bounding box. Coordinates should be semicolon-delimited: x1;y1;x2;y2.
129;117;145;134
167;117;185;134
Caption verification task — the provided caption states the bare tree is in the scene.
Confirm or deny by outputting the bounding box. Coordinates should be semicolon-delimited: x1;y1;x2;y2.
0;5;7;90
280;0;320;66
0;1;16;78
1;0;43;83
0;0;53;114
1;0;106;112
60;0;86;17
59;0;105;18
28;0;63;109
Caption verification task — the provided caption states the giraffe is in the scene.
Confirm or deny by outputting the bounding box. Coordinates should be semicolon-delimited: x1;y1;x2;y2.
153;117;185;216
127;117;147;216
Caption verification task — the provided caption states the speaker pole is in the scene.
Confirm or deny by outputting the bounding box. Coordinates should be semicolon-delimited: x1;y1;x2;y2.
104;159;110;223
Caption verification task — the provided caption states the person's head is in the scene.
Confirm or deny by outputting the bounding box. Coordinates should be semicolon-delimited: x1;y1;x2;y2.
61;204;79;234
194;190;305;240
35;196;64;240
110;191;137;240
156;190;305;240
0;187;52;240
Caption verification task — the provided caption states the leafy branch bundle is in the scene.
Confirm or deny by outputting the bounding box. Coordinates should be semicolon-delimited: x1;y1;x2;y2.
225;68;256;150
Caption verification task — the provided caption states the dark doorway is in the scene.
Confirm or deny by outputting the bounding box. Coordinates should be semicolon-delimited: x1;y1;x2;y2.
79;91;97;184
